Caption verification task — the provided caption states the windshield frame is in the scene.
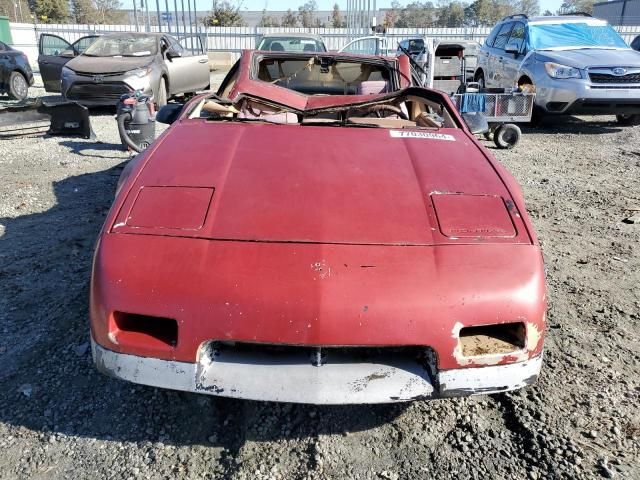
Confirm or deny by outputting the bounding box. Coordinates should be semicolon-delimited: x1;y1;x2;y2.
82;34;159;57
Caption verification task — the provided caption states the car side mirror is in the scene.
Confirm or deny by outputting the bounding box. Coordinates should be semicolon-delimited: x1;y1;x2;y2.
504;42;520;55
156;103;184;125
461;112;489;135
166;48;182;60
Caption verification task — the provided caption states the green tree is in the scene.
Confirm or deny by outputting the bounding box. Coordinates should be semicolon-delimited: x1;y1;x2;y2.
30;0;70;23
465;0;514;27
396;2;437;28
331;3;345;27
298;0;317;28
204;0;245;27
281;8;298;27
437;1;465;27
71;0;97;23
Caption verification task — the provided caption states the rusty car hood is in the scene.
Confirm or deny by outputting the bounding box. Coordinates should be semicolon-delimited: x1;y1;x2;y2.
112;121;531;246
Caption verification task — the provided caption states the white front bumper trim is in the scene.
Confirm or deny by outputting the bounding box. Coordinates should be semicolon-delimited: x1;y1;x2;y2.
91;339;542;404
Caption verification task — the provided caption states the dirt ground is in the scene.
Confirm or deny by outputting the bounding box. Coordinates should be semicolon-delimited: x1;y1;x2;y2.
0;79;639;479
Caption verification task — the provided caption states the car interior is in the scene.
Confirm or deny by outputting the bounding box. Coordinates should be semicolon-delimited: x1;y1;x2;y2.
188;92;458;130
256;57;393;95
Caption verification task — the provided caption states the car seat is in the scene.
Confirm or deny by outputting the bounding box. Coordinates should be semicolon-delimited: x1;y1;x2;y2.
356;81;388;95
270;42;285;51
303;44;316;52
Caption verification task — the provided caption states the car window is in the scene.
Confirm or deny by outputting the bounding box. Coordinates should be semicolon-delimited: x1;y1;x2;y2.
0;42;6;51
485;25;501;47
342;38;380;55
74;36;97;54
169;36;185;54
258;37;325;52
493;22;514;50
507;22;526;52
40;34;72;56
632;35;640;51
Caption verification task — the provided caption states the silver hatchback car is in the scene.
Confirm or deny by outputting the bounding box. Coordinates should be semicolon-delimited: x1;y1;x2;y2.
475;14;640;124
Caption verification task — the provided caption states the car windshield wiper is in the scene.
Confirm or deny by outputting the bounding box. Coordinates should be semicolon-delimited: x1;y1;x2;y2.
206;117;285;125
301;119;381;128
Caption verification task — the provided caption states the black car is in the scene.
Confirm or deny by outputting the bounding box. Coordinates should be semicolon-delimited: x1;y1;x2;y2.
0;41;34;100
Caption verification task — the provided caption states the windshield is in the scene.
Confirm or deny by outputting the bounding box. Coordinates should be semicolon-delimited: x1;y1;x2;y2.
258;37;326;53
83;34;157;57
528;23;628;50
256;57;393;95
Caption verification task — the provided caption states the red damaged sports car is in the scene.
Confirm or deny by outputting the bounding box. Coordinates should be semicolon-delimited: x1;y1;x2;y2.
90;50;546;404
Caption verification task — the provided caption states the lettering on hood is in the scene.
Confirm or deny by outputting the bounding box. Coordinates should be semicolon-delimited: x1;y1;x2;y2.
390;130;456;141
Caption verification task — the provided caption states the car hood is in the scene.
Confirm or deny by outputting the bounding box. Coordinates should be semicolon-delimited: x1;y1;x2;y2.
112;121;531;246
535;48;640;68
66;55;153;74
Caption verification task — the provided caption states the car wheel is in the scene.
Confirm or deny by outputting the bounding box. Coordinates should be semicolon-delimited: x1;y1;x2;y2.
156;77;168;108
616;114;640;126
8;71;28;100
493;124;521;149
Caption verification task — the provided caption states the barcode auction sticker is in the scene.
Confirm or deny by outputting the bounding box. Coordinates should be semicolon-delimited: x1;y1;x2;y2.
390;130;456;141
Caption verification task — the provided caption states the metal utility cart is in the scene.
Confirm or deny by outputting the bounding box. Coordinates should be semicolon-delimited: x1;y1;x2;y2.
452;90;535;149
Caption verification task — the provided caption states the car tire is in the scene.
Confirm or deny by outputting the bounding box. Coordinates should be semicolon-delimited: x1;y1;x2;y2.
156;77;168;108
616;114;640;126
8;71;29;101
493;124;521;149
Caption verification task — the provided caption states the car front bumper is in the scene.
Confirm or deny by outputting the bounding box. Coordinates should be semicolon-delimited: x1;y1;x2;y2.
92;338;543;404
61;73;153;106
536;76;640;115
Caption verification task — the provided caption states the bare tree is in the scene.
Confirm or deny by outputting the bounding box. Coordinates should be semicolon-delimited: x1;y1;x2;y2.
518;0;540;17
298;0;317;28
0;0;30;22
281;8;298;27
258;8;279;27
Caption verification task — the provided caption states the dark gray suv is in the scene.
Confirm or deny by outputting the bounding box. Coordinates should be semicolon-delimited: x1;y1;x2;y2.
475;14;640;124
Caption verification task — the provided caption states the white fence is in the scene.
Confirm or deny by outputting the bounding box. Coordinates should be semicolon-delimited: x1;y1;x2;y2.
9;23;640;69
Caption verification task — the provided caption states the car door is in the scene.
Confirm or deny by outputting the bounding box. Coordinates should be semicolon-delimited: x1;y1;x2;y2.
37;34;98;92
501;22;527;89
487;22;514;88
164;35;209;94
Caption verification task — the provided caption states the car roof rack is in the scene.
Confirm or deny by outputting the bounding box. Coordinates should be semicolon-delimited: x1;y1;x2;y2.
500;14;528;21
561;12;592;16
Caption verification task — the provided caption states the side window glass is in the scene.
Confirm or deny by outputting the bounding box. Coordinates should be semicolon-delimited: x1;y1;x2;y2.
74;36;97;54
343;38;378;55
0;42;6;51
508;22;526;52
41;35;71;56
485;25;501;47
493;22;514;50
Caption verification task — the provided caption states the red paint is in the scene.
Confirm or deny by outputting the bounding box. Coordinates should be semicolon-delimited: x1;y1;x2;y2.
90;51;546;373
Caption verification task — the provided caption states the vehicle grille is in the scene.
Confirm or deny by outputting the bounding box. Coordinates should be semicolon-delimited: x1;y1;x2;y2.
74;71;127;78
67;82;131;103
589;72;640;84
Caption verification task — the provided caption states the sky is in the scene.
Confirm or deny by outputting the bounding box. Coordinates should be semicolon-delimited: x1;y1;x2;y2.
131;0;565;16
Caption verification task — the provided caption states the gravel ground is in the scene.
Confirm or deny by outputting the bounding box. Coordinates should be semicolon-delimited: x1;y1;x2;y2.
0;78;639;479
